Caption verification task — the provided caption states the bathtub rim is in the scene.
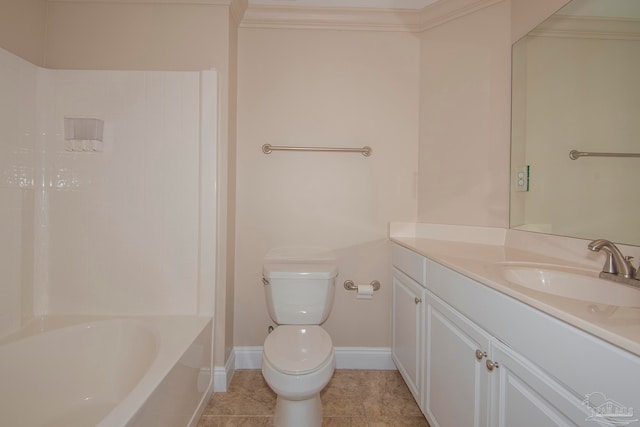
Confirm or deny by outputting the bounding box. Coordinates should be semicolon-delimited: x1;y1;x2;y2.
0;315;213;427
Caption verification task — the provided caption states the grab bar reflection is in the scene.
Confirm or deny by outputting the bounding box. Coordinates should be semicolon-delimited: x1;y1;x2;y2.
262;144;372;157
569;150;640;160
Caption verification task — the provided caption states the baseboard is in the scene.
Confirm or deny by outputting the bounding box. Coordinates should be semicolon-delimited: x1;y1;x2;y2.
234;346;264;369
213;349;235;392
334;347;397;370
233;346;396;370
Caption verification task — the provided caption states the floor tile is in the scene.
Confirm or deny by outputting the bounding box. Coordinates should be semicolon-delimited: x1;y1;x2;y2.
197;370;430;427
202;371;276;416
321;417;369;426
198;416;274;427
368;416;431;427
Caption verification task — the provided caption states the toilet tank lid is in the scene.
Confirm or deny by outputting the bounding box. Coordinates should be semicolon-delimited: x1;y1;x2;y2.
263;262;338;279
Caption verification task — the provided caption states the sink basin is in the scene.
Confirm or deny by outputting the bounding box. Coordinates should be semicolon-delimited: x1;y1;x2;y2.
494;262;640;308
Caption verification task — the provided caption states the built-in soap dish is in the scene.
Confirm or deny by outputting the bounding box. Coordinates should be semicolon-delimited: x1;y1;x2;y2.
64;117;104;152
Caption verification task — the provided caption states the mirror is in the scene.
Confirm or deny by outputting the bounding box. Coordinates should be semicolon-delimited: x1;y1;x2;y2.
510;0;640;246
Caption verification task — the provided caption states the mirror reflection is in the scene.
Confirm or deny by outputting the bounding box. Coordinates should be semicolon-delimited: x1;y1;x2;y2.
510;0;640;246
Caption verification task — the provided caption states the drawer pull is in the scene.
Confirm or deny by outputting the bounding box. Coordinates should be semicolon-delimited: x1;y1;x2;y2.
415;297;422;304
475;349;487;360
486;359;499;371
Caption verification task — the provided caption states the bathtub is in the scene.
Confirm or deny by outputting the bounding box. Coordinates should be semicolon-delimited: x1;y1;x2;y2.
0;315;213;427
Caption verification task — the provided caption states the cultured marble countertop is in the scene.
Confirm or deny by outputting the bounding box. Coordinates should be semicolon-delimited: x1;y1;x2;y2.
391;236;640;357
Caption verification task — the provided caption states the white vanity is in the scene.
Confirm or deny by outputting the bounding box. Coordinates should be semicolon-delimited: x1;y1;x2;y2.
390;225;640;427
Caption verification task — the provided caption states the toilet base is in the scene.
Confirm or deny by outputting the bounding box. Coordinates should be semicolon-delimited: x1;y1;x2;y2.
273;393;322;427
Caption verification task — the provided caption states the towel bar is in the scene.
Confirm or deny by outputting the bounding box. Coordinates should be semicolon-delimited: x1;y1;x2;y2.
262;144;372;157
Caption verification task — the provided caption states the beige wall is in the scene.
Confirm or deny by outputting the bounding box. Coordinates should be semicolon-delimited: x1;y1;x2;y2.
44;1;230;71
417;1;512;227
0;0;46;66
416;0;568;228
234;28;420;347
222;7;241;366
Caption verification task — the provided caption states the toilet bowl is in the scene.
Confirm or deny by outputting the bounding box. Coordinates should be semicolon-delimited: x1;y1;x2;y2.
262;325;335;427
260;254;338;427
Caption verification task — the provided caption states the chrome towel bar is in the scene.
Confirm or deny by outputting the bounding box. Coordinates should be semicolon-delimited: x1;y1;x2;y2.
262;144;372;157
569;150;640;160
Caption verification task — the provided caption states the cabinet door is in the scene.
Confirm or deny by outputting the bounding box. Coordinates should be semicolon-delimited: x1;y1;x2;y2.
424;293;491;427
392;268;425;402
490;339;590;427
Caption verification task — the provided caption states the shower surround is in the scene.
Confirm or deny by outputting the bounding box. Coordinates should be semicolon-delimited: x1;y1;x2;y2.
0;46;218;425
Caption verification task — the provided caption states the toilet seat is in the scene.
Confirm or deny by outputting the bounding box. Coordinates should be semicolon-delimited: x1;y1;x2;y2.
263;325;333;375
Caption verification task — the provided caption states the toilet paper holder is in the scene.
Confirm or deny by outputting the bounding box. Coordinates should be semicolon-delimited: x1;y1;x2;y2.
343;280;380;292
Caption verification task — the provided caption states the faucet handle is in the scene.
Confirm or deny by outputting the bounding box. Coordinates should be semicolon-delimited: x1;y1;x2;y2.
627;256;640;279
621;256;637;279
601;251;617;274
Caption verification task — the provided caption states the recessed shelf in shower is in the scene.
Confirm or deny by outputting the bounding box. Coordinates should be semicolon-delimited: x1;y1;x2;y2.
64;117;104;152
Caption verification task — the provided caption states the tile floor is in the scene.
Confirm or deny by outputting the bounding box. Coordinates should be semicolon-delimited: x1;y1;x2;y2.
198;370;431;427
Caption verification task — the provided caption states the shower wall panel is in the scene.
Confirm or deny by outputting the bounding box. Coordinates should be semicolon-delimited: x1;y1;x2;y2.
0;53;217;327
43;70;204;315
0;48;37;338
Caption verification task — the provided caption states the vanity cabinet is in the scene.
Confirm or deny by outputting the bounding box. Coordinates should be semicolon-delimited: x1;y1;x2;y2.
423;290;588;427
391;243;427;402
424;293;491;427
489;339;588;427
391;242;640;427
391;267;425;401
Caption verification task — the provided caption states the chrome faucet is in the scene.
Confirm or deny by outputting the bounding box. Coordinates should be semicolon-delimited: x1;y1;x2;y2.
588;239;639;287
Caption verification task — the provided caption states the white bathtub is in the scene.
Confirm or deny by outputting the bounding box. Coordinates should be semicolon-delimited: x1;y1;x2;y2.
0;316;213;427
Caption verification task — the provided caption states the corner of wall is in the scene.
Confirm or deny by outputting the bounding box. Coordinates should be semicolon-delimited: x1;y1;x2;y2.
230;0;248;27
0;0;47;67
510;0;570;42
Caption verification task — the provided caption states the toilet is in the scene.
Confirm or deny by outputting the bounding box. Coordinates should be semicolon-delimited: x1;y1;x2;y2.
261;258;338;427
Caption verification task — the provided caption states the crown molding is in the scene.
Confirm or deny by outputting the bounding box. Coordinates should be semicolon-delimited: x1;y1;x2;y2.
530;15;640;40
230;0;248;25
47;0;234;3
249;0;439;9
240;0;505;32
46;0;508;33
417;0;504;32
241;5;421;32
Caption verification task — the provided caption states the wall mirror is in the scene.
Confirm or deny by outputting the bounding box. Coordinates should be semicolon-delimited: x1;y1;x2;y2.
510;0;640;246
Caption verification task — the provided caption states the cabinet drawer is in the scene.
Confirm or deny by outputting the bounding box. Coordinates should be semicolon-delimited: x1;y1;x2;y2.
392;243;426;286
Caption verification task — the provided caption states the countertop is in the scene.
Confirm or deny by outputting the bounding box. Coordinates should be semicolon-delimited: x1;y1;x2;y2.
391;235;640;357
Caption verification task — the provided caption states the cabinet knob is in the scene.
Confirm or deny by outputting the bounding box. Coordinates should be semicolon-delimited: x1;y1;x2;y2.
486;359;499;371
475;349;487;360
414;297;422;304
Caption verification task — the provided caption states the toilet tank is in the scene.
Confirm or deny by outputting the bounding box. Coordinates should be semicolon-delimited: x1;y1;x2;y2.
263;262;338;325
